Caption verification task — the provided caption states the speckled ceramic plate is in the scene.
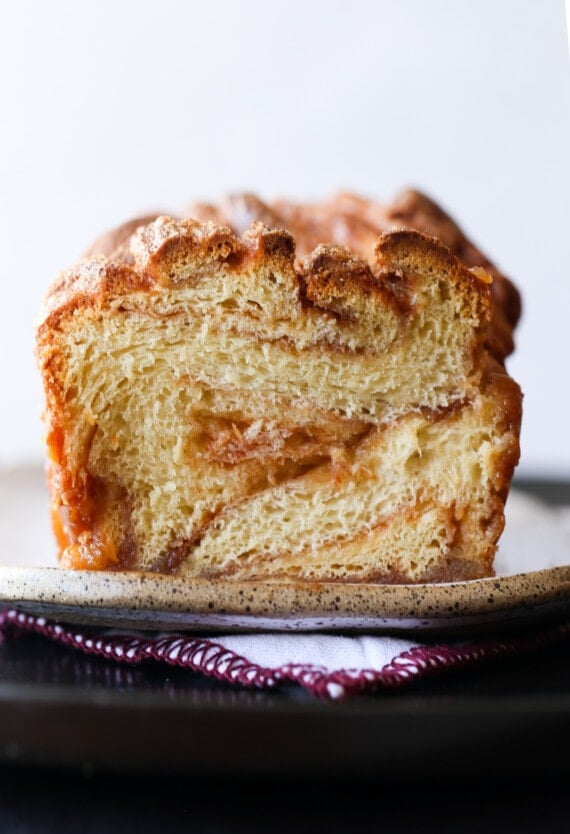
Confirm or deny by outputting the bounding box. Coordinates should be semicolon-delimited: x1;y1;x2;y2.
1;562;570;634
0;465;569;633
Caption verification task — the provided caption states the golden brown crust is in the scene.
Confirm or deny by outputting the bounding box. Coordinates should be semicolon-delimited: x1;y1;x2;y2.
38;220;491;350
38;189;514;358
38;219;300;333
37;258;153;338
189;189;520;363
384;189;521;360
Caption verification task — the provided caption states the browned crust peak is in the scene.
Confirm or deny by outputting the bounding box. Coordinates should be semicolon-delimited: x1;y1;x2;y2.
385;189;521;359
69;189;518;363
37;217;492;348
190;189;520;362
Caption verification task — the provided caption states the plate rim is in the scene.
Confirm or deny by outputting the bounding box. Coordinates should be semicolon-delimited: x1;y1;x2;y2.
0;563;568;633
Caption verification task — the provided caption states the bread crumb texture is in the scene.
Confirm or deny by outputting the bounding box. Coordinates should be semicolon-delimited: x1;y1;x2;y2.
36;191;521;583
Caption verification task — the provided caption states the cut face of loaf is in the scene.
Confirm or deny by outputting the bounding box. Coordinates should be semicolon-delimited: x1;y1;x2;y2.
36;197;521;583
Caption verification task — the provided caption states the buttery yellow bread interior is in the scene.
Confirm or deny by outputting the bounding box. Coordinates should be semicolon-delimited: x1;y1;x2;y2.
36;190;522;583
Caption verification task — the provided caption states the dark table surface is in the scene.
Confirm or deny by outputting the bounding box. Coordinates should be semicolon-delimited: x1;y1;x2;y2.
1;478;569;832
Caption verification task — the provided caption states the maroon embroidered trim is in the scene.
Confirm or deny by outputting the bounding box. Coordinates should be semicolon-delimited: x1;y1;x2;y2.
0;608;568;700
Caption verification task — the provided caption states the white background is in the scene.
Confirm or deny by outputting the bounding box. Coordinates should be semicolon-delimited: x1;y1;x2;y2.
0;0;568;475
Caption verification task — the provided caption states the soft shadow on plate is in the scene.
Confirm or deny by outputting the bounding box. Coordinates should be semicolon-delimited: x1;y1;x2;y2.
0;464;569;634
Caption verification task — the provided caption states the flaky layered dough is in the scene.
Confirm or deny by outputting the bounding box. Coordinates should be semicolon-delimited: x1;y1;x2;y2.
36;191;522;582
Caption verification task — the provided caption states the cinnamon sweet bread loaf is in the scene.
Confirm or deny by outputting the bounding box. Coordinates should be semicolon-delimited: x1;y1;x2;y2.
36;190;522;583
